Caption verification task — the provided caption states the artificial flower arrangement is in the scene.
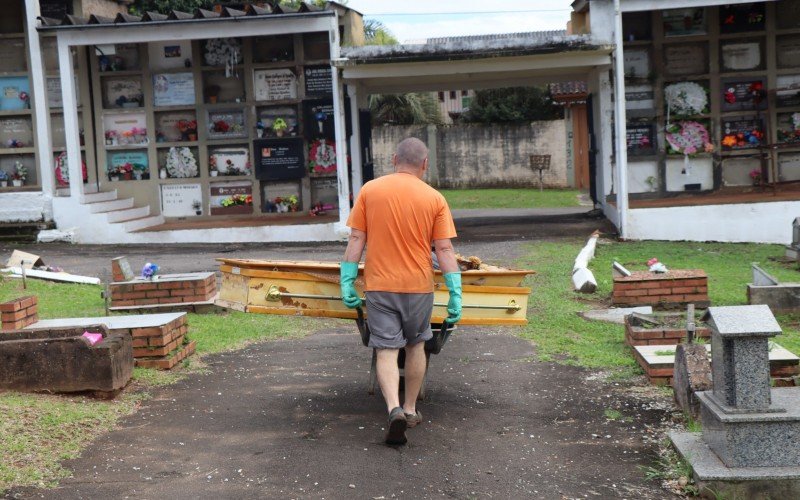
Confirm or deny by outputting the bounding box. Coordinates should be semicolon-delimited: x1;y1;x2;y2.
12;161;27;185
266;195;299;213
204;38;242;67
309;202;335;216
165;147;199;178
722;126;763;150
778;112;800;144
55;151;88;186
0;169;8;187
19;91;30;109
210;119;243;135
749;168;763;186
6;139;24;148
220;193;253;207
665;121;715;156
273;118;288;137
177;120;198;141
105;130;118;145
114;127;147;146
724;81;765;106
308;139;336;175
665;82;709;117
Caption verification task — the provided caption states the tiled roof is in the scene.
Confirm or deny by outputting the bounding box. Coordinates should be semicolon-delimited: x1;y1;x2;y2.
37;2;341;28
549;81;588;97
426;30;568;45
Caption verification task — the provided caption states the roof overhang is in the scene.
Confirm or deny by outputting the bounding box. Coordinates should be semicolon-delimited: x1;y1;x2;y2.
620;0;776;12
337;47;611;94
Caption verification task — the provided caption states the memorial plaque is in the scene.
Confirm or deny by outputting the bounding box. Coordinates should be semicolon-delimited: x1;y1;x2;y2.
626;84;655;111
153;72;195;107
664;44;708;76
254;138;306;181
0;77;30;111
304;65;333;96
626;122;656;155
720;39;764;72
160;183;202;218
624;49;650;80
719;4;765;34
721;78;767;112
263;180;301;212
108;150;148;179
209;146;249;175
778;35;800;69
663;8;706;37
0;39;26;73
777;75;800;108
778;2;800;30
254;69;297;101
0;117;32;147
776;113;800;144
311;177;339;208
102;77;142;108
721;116;764;151
103;112;147;145
155;111;196;142
39;0;70;19
302;98;352;140
779;153;800;182
207;109;246;139
210;181;253;215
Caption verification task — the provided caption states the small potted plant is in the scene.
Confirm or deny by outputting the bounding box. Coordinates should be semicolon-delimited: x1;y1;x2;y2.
205;84;221;104
192;200;202;216
11;161;26;187
109;167;120;182
209;156;219;177
750;168;763;186
273;118;288;137
0;169;8;187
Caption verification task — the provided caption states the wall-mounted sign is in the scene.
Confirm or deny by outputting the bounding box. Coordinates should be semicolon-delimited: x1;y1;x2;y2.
304;65;333;96
254;137;305;180
153;72;195;107
720;39;764;72
663;8;706;37
625;84;655;111
721;78;767;112
663;44;708;76
778;35;800;69
719;4;766;34
160;183;202;218
777;75;800;107
253;69;297;101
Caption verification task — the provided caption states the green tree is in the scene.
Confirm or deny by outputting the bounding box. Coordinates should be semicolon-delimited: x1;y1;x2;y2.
463;87;563;123
364;19;399;45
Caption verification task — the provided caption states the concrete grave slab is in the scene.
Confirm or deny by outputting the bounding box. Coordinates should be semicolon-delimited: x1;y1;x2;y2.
748;264;800;314
580;306;653;324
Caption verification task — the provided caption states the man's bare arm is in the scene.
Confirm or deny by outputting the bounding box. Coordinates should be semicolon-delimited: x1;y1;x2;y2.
433;238;459;274
343;228;367;262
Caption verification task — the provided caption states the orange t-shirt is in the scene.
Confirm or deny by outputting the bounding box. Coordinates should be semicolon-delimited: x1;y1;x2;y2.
347;172;457;293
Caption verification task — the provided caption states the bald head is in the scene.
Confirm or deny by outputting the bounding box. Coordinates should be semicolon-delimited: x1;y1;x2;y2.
394;138;428;169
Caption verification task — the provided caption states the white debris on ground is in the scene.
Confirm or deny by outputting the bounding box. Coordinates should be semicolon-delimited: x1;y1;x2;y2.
37;227;77;243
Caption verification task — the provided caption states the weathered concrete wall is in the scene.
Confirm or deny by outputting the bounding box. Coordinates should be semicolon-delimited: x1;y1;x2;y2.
371;121;568;189
76;0;128;17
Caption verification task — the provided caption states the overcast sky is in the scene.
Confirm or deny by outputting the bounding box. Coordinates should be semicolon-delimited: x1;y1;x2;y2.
345;0;575;43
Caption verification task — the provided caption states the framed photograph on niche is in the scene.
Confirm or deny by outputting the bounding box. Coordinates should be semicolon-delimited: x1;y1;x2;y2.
720;38;765;72
254;137;305;181
719;4;765;34
721;78;767;112
148;41;192;71
663;8;706;37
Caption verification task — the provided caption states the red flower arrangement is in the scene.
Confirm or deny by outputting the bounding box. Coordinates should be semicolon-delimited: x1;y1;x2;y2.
212;120;230;133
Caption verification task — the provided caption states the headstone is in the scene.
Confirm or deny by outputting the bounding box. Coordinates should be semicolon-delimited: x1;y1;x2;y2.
111;256;134;282
612;261;632;278
672;343;712;419
751;264;779;287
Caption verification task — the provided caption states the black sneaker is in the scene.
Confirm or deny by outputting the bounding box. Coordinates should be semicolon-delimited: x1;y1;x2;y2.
385;407;407;445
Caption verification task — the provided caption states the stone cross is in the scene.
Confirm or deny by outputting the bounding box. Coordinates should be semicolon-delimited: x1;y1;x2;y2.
703;305;781;412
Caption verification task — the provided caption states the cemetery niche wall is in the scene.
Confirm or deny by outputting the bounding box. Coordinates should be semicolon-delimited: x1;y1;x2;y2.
89;32;345;221
622;1;800;199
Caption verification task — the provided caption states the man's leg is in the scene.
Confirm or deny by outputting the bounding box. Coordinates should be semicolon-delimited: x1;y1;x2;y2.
402;341;426;414
376;348;401;412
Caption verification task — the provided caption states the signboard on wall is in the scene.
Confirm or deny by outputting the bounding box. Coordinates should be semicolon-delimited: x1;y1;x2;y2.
153;72;195;107
720;39;764;72
253;69;297;101
254;138;306;180
160;183;202;218
304;65;333;96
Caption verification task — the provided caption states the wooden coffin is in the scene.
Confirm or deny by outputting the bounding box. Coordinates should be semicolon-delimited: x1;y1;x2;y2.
216;259;533;326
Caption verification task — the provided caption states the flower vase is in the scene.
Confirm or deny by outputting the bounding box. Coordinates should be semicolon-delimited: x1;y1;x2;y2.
188;133;197;141
276;130;285;137
110;175;120;182
12;179;22;187
256;129;264;138
134;172;142;181
211;170;218;177
209;96;218;104
0;180;7;187
160;168;167;179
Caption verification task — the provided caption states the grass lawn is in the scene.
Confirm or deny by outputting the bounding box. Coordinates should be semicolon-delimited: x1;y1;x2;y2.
516;239;800;376
0;276;311;492
439;188;581;209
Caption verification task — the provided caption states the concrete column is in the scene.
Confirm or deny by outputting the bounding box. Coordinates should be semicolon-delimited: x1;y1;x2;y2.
426;124;439;187
25;0;55;197
347;84;363;197
329;14;351;225
57;36;83;200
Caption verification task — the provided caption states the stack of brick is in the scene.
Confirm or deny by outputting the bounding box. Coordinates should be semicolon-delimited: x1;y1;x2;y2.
613;270;709;308
1;296;38;331
129;314;196;370
109;272;217;309
625;319;711;347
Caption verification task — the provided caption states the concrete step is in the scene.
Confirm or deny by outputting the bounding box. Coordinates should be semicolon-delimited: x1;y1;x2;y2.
107;205;150;223
81;190;117;204
124;215;165;232
88;198;135;214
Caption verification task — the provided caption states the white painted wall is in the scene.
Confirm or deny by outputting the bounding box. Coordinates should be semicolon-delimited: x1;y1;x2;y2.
627;202;799;244
52;198;349;244
665;158;714;192
0;192;52;223
628;160;658;194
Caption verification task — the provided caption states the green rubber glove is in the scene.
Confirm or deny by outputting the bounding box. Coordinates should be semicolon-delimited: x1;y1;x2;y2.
340;261;362;309
444;272;462;325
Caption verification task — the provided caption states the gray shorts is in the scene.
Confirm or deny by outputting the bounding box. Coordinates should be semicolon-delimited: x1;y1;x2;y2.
365;291;434;349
